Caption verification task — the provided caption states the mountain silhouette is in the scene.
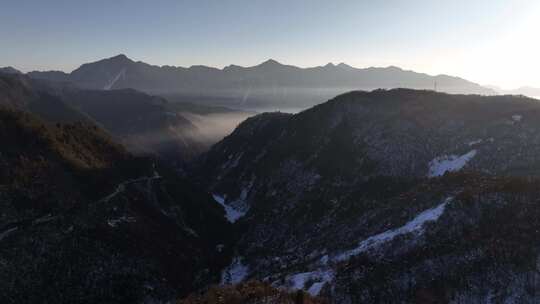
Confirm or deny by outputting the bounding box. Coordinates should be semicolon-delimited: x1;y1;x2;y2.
25;55;496;109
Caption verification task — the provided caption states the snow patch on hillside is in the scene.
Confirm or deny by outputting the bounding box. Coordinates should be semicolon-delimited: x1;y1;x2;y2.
428;150;477;177
107;216;136;228
221;152;243;170
468;139;483;146
221;257;249;284
286;269;335;296
0;227;18;242
104;68;126;90
212;194;247;223
334;197;452;261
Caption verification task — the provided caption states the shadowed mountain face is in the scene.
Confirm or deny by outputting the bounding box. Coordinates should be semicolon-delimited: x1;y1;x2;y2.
0;73;238;164
0;73;92;123
0;107;233;303
27;55;495;110
60;88;207;162
192;89;540;303
199;89;540;186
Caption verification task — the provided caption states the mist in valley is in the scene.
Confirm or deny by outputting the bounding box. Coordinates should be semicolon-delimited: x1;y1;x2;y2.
180;111;255;145
4;1;540;303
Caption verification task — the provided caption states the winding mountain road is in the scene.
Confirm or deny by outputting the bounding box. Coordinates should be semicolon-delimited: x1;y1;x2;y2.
0;171;162;242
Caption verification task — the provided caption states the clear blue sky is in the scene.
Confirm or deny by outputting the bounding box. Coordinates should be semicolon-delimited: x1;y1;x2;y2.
1;0;539;88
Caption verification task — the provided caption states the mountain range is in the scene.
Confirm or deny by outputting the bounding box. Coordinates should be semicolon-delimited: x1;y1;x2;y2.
5;56;540;303
25;54;495;110
0;72;251;165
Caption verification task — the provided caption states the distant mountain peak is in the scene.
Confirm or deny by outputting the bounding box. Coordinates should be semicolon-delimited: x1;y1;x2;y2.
103;54;133;65
386;65;404;71
337;62;354;69
0;66;23;74
111;54;129;60
324;62;336;68
223;64;243;71
258;59;283;67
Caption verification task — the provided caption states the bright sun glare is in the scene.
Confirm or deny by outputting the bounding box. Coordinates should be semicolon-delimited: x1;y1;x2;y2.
463;4;540;89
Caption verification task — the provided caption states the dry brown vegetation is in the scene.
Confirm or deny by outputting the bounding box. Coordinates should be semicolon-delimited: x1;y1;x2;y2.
178;281;325;304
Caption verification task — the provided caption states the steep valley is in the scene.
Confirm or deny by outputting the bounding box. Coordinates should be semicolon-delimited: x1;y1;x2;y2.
3;73;540;303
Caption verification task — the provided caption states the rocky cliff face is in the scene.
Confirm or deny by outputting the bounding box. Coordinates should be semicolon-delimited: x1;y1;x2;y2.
194;89;540;303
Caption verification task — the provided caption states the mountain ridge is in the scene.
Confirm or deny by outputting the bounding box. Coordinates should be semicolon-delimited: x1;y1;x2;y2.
191;88;540;302
0;105;233;303
0;73;225;164
26;55;490;88
20;55;496;110
13;54;492;84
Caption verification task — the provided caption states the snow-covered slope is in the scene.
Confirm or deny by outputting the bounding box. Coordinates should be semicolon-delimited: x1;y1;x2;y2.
428;151;477;177
334;197;451;261
196;89;540;303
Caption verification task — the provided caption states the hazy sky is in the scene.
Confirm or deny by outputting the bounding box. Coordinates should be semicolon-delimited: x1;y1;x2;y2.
1;0;539;89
